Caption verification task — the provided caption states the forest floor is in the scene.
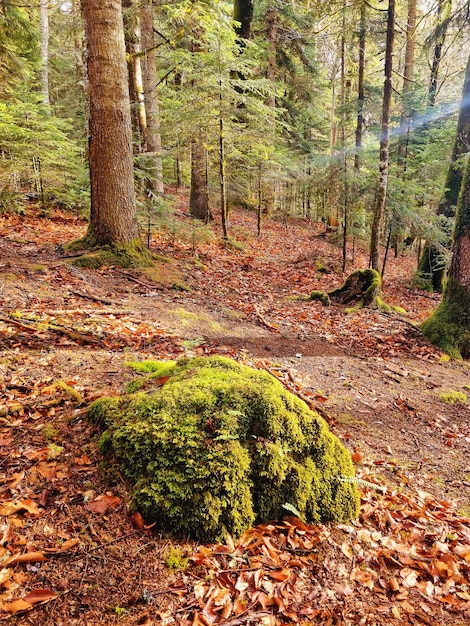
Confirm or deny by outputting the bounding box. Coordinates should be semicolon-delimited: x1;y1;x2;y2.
0;202;469;626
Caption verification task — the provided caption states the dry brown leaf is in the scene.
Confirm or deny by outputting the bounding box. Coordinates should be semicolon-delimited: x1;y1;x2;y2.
0;499;40;516
60;538;80;552
23;588;57;604
84;494;122;513
1;598;33;613
340;541;353;559
3;551;47;566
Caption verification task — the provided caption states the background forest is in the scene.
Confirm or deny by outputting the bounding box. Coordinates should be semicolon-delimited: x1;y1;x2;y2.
2;2;470;624
1;0;469;277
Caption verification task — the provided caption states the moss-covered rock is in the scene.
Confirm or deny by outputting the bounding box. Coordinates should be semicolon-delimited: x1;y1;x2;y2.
89;356;359;542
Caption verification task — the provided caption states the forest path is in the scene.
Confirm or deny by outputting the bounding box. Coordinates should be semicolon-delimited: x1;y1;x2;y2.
1;207;469;625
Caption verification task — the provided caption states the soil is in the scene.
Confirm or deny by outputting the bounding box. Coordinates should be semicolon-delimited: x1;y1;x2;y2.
0;206;469;625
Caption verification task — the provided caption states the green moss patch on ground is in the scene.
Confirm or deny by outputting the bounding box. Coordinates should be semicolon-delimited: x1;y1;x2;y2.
89;356;359;542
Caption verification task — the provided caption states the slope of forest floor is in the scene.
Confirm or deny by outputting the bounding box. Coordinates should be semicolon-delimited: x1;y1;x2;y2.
0;203;469;626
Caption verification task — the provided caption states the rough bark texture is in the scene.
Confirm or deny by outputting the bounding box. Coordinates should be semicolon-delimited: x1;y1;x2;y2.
140;1;164;195
190;139;210;220
369;0;395;272
422;158;470;359
81;0;141;246
416;53;470;290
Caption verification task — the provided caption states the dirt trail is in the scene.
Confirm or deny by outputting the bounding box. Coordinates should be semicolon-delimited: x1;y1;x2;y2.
1;208;469;625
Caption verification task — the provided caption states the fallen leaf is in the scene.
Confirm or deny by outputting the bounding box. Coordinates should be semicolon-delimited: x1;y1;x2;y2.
131;511;146;529
1;599;32;613
341;541;353;559
3;551;47;566
0;499;40;516
85;494;122;513
23;589;57;604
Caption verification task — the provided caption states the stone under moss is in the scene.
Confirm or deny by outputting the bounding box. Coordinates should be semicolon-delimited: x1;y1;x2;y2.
89;356;360;542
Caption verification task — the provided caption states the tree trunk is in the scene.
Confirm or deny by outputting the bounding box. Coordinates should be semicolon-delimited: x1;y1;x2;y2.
428;0;452;107
369;0;395;272
354;1;366;172
233;0;253;41
397;0;416;170
39;0;49;106
190;138;210;220
140;0;164;195
80;0;142;249
265;6;277;109
416;53;470;290
422;154;470;359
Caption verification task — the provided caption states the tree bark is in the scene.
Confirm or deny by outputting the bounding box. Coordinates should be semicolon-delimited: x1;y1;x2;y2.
354;1;366;172
190;138;210;220
39;0;50;106
369;0;395;272
422;154;470;358
265;6;277;109
416;53;470;290
140;0;164;195
428;0;452;106
233;0;253;41
80;0;141;247
397;0;416;170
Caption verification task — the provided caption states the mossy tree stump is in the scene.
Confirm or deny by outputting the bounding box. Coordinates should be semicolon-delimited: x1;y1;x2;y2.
89;357;360;542
308;269;382;309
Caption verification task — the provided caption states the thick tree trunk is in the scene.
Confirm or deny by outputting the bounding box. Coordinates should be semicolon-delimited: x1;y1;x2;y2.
422;155;470;358
369;0;395;272
81;0;141;247
39;0;49;106
140;0;164;195
416;54;470;290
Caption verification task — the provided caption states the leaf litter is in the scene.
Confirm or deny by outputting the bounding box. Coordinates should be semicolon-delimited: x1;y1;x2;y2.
0;205;469;624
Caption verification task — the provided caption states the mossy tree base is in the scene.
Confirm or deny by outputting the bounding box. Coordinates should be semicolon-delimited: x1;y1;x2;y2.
421;280;470;359
307;269;407;315
64;234;153;268
88;356;360;542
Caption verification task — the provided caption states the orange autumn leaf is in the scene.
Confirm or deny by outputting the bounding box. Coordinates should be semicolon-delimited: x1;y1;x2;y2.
85;494;122;513
3;551;47;566
23;589;57;604
1;599;33;614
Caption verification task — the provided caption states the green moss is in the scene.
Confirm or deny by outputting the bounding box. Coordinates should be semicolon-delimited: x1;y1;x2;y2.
224;238;245;252
88;356;359;542
164;546;190;570
376;296;408;316
307;290;331;306
43;423;60;441
438;390;468;404
421;280;470;359
125;360;177;376
65;236;153;269
172;282;192;292
329;269;381;308
57;380;84;405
